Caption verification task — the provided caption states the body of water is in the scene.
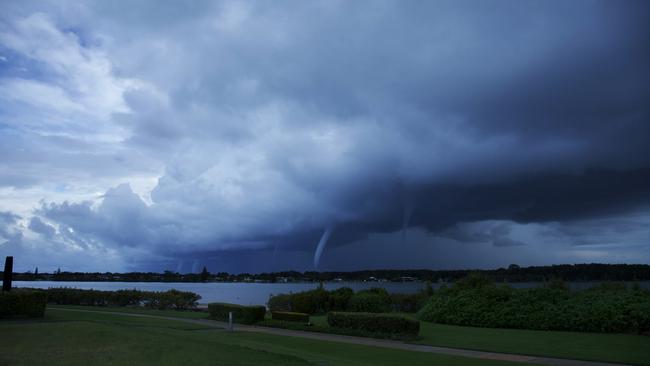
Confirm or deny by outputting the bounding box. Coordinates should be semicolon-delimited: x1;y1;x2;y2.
13;280;650;306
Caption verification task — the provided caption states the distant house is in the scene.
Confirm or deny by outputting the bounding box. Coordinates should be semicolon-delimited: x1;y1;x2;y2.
399;276;418;282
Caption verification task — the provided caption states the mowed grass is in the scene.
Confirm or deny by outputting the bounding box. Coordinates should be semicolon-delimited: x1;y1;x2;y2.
416;322;650;366
0;309;526;366
309;315;650;366
48;304;211;319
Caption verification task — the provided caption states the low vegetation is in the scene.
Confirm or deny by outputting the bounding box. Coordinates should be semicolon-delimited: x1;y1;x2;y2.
268;284;431;314
207;302;266;324
1;309;519;366
328;311;420;336
0;289;48;319
45;287;201;310
418;273;650;333
271;311;310;323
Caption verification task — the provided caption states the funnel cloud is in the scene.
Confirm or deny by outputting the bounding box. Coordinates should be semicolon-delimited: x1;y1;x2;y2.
0;1;649;272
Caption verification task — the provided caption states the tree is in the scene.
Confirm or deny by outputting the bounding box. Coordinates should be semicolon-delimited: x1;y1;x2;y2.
200;266;210;282
34;267;38;275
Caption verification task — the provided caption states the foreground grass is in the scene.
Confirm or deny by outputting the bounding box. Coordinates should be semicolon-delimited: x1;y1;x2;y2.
416;322;650;366
0;309;524;366
42;306;650;365
307;315;650;366
48;304;210;319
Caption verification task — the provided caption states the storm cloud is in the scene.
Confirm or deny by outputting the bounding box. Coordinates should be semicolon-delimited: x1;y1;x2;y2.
1;0;649;272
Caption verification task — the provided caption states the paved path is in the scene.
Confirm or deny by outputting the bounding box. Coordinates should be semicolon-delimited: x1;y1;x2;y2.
49;308;628;366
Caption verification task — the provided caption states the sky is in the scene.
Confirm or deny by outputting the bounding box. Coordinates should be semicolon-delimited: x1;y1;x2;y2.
0;0;649;274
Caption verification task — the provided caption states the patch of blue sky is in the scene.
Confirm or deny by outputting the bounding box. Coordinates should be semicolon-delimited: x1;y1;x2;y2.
0;46;58;84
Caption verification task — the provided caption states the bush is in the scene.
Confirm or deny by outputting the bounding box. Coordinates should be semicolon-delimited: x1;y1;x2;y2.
291;287;330;314
347;289;391;313
268;286;426;314
45;288;200;310
143;289;201;310
327;312;420;335
389;293;426;313
208;302;266;324
0;290;48;319
268;287;353;314
271;311;310;323
629;302;650;334
417;276;650;333
327;287;354;311
267;293;293;312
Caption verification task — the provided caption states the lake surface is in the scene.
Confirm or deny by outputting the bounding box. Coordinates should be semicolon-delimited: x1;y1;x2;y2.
14;280;650;306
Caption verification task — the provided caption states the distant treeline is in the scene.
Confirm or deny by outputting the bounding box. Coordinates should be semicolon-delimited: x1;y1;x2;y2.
5;263;650;283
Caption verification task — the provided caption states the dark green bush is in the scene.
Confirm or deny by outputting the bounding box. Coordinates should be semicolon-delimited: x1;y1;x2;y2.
208;302;266;324
327;287;354;311
292;287;330;314
347;289;391;313
268;287;353;314
268;286;427;314
267;293;293;312
271;311;310;323
389;293;426;313
143;289;201;310
327;312;420;335
418;277;650;333
46;288;200;310
0;289;48;319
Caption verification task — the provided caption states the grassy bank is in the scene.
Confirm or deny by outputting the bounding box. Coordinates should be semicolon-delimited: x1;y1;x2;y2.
307;314;650;365
415;321;650;366
0;308;524;366
41;306;650;365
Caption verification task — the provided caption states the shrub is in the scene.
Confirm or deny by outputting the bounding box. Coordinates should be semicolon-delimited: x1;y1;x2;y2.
347;290;391;313
143;289;201;310
327;312;419;335
417;276;650;333
389;293;426;313
291;287;329;314
267;293;293;312
271;311;310;323
208;302;266;324
268;287;339;314
0;289;48;319
327;287;354;311
45;288;200;310
629;302;650;334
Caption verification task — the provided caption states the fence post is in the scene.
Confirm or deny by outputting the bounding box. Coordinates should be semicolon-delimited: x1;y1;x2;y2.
228;311;234;331
2;256;13;292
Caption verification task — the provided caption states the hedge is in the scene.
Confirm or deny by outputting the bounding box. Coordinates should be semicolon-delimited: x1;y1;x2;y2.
347;292;391;313
268;286;428;315
0;290;48;319
208;302;266;324
418;275;650;333
327;312;420;335
271;311;310;323
46;288;200;310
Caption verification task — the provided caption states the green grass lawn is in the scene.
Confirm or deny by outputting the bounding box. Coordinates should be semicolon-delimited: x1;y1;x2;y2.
36;306;650;365
0;309;526;366
308;315;650;366
415;321;650;366
48;304;211;319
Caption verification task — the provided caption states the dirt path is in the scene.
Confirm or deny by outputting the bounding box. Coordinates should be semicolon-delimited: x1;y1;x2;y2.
49;308;627;366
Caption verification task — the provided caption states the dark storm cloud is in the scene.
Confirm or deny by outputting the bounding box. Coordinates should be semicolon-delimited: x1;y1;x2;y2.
2;0;650;271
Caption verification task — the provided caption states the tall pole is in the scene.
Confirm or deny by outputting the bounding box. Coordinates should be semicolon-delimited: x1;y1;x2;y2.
2;256;13;292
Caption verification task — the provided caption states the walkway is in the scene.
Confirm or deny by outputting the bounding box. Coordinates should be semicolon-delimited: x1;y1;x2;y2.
49;308;627;366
